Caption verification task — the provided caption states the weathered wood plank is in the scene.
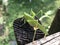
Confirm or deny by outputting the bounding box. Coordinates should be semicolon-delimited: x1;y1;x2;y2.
26;32;60;45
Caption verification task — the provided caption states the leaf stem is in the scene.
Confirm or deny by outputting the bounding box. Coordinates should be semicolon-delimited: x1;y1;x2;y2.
32;30;36;42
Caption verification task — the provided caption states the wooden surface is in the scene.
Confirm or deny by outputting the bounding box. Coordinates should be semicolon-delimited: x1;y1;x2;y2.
26;32;60;45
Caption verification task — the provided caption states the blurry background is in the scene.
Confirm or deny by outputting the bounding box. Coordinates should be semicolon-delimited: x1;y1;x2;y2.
0;0;60;45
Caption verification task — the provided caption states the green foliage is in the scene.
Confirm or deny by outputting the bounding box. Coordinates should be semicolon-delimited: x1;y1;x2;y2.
0;0;2;4
0;17;3;24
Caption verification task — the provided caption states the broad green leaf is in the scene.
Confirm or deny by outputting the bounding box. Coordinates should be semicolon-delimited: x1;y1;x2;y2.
24;12;34;20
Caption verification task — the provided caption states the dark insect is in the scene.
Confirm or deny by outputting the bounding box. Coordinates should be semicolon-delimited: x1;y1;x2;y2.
13;17;44;45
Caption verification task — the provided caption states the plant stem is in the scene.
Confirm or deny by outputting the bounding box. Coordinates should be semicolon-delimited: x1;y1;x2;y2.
32;30;36;42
